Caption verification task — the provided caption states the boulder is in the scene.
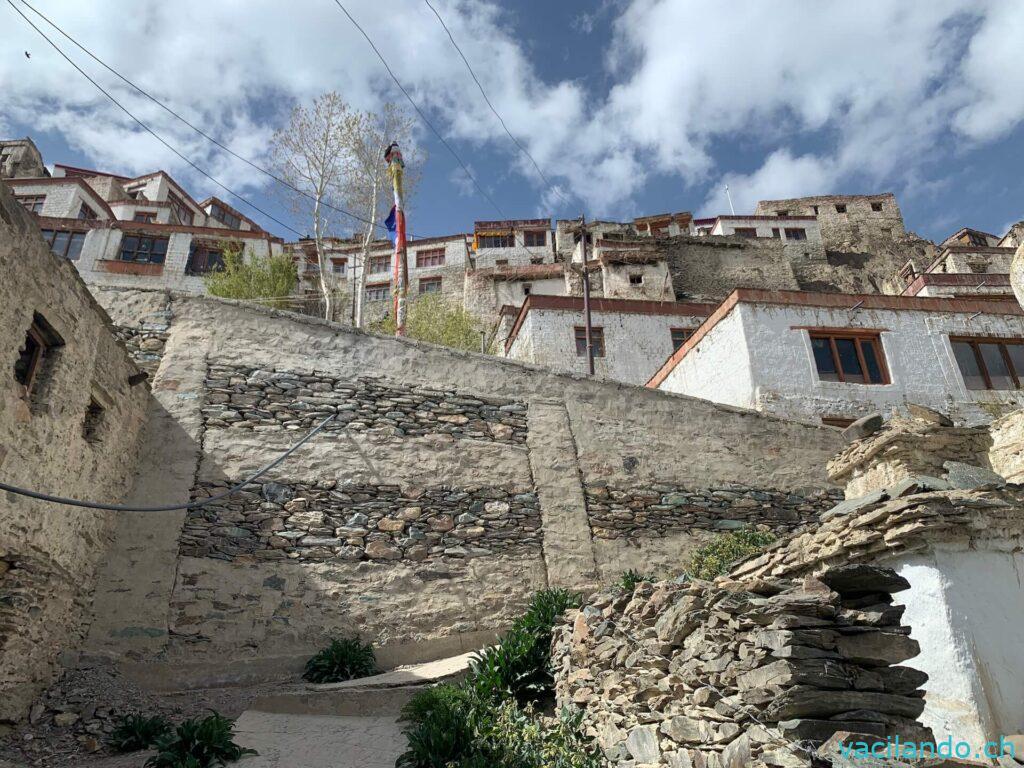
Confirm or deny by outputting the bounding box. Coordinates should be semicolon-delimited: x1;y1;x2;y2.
841;413;884;443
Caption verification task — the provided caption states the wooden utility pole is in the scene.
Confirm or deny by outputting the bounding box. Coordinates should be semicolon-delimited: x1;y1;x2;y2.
579;215;595;376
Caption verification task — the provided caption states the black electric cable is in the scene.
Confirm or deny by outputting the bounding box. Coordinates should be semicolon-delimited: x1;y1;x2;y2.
15;0;405;238
7;0;305;238
422;0;574;208
0;414;336;511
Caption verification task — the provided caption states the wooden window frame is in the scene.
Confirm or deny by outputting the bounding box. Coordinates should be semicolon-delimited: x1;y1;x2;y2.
185;242;226;275
13;313;64;396
40;229;87;261
368;255;390;274
949;336;1024;391
670;327;694;351
784;227;807;241
132;211;157;223
415;248;446;268
119;234;169;264
808;330;890;385
418;276;442;295
835;204;847;213
209;202;242;230
77;202;98;220
523;229;547;248
478;233;514;249
574;326;605;358
167;191;194;226
628;273;644;285
365;282;390;302
17;194;46;213
733;227;758;238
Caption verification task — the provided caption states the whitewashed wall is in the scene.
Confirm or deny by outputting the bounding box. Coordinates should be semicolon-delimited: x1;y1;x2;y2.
659;301;1024;425
505;308;706;385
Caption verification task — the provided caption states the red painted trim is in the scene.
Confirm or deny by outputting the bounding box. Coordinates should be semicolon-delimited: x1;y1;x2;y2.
53;163;131;181
34;215;284;243
474;218;550;231
198;195;266;233
645;288;1024;389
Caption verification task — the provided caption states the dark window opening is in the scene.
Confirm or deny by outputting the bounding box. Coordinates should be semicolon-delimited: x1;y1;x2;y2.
17;195;46;213
871;202;883;212
419;277;442;294
478;233;513;249
784;227;808;241
523;230;547;248
368;255;390;274
776;210;789;216
951;337;1024;391
835;204;847;213
574;326;605;358
13;313;64;396
522;284;532;296
133;211;157;223
119;235;169;264
495;259;509;266
771;228;780;238
209;202;242;229
530;257;544;265
168;191;194;225
629;273;644;285
186;243;226;275
810;332;888;384
670;327;694;351
365;283;389;302
811;205;819;215
39;229;86;261
415;249;445;268
77;203;98;220
82;398;105;443
733;227;758;238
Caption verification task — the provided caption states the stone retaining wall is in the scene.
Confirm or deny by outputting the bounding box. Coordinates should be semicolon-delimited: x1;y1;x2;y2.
585;484;843;540
201;363;528;444
180;481;542;565
112;324;168;375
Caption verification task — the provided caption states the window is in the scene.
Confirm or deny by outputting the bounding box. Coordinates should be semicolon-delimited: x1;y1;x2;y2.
185;243;226;275
771;228;780;238
39;229;86;261
733;228;758;238
495;259;509;266
809;332;888;384
967;231;988;246
17;194;45;213
77;203;98;220
478;233;513;249
13;313;63;396
629;273;644;285
784;228;808;241
167;191;194;225
951;337;1024;391
530;257;544;265
208;202;242;230
365;283;389;302
522;283;532;296
82;398;105;443
574;326;605;357
776;210;790;216
670;327;694;350
419;276;442;294
415;248;445;268
331;260;347;275
369;255;390;274
119;234;169;264
835;204;847;213
871;202;884;212
812;205;819;215
524;230;547;247
133;211;157;223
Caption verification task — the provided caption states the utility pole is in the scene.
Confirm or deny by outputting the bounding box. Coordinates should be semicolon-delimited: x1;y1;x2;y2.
386;142;409;336
579;214;595;376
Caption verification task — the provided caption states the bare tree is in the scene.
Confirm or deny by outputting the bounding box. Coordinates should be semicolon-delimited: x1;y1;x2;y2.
271;92;352;321
341;103;419;328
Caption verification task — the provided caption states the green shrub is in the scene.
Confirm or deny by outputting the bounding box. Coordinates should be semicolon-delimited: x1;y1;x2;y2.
203;245;298;308
396;685;481;768
480;701;605;768
109;713;172;753
303;636;378;683
687;529;776;580
145;712;255;768
616;569;655;593
370;294;490;352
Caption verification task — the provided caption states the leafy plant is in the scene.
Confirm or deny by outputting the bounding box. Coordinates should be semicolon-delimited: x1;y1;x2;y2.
616;569;655;593
370;294;490;352
303;636;378;683
109;713;171;753
145;712;255;768
203;244;298;308
687;529;776;580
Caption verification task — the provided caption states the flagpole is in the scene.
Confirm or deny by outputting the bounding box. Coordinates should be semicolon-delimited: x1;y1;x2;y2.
385;142;408;337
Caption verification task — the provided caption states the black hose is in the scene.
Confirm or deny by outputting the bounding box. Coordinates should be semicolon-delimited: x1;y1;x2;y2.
0;414;336;512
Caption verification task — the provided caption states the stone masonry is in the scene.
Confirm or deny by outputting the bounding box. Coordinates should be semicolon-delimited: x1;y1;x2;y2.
202;363;528;444
181;480;541;564
585;484;844;540
553;564;930;768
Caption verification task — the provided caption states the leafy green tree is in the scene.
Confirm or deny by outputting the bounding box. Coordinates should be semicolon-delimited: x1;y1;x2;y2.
370;294;489;353
203;244;298;309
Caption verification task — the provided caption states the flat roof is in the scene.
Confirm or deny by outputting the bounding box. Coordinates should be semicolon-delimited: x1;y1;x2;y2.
646;288;1024;388
903;272;1011;296
504;294;716;353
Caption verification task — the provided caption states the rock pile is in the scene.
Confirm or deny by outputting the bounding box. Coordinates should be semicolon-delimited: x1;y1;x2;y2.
201;364;528;444
552;564;930;768
181;481;542;564
585;484;843;540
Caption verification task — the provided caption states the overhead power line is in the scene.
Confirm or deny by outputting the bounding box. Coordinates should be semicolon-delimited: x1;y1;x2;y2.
6;0;307;238
421;0;573;208
13;0;395;239
330;0;507;219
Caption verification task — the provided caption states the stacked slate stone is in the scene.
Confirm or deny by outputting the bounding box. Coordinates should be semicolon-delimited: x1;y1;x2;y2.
585;484;843;540
181;480;541;564
552;564;929;768
201;364;527;444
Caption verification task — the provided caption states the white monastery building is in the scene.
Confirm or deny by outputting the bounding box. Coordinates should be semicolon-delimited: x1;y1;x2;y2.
648;289;1024;426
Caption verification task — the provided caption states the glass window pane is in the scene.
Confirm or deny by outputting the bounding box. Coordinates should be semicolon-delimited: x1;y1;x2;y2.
860;339;884;383
152;238;168;255
835;338;864;382
1006;344;1024;387
66;233;85;261
953;341;986;390
980;343;1014;389
811;337;839;381
51;231;70;258
121;236;138;258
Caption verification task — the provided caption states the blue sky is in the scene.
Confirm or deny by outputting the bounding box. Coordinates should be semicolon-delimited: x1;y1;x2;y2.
4;0;1023;243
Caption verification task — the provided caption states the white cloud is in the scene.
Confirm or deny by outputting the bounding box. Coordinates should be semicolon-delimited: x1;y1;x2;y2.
3;0;1023;223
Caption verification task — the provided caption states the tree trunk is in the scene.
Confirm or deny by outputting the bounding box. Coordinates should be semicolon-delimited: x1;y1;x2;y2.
355;167;381;329
312;196;333;321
